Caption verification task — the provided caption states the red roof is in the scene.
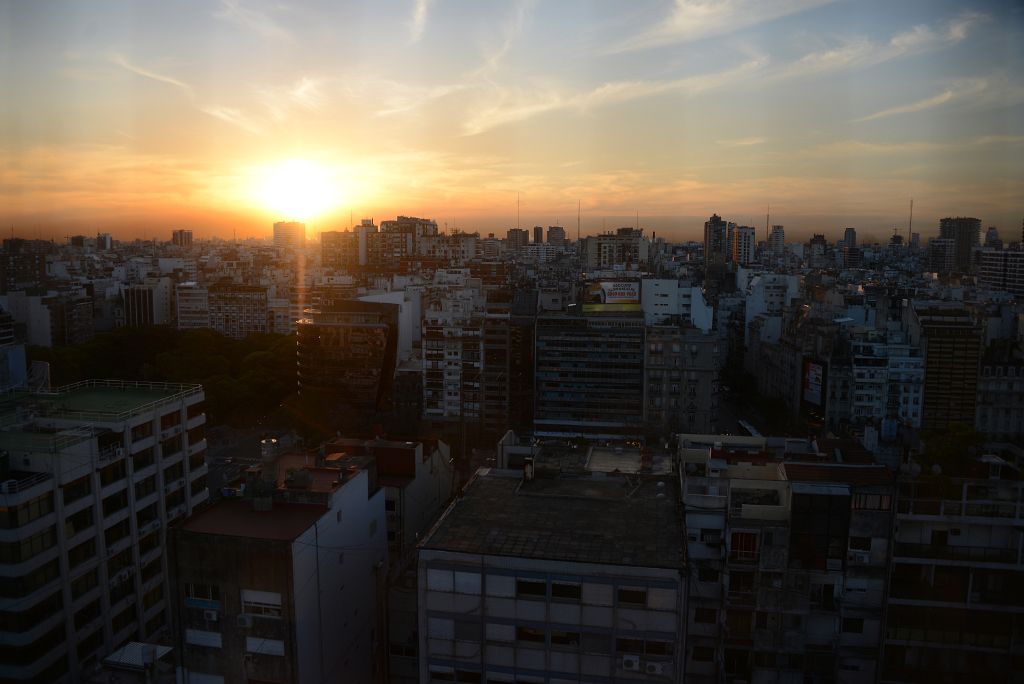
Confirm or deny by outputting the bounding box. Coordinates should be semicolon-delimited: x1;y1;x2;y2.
782;462;893;486
181;498;326;541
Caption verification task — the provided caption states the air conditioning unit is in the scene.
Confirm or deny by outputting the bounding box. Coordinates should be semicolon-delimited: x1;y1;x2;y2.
849;551;870;564
622;655;641;672
203;609;218;622
115;448;124;457
237;614;253;628
826;558;843;571
645;662;666;676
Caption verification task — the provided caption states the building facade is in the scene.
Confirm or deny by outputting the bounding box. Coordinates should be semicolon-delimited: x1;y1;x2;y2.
0;380;208;683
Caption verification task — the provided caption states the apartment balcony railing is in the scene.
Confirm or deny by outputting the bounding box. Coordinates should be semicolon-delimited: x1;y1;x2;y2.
894;542;1018;564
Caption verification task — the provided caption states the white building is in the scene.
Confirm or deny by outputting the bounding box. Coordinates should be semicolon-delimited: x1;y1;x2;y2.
0;380;208;682
175;282;209;330
172;443;387;684
418;468;687;683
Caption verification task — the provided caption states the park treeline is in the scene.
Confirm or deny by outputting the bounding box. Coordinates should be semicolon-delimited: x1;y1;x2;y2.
29;328;297;426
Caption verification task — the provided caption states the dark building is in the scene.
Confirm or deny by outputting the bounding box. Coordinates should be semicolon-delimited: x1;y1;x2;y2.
171;443;386;684
905;303;981;432
171;229;193;248
533;225;543;244
296;300;400;413
321;229;359;271
534;311;645;438
0;239;50;294
939;216;981;273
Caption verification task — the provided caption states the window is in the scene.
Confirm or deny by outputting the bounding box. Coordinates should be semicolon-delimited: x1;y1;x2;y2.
550;630;580;647
617;587;647;606
246;636;284;656
698;567;719;583
515;626;545;643
849;536;871;551
841;617;864;633
693;646;715;662
695;608;717;624
240;589;282;618
646;640;673;656
615;637;643;653
852;493;891;510
581;633;610;653
516;579;546;599
551;582;580;601
454;621;478;642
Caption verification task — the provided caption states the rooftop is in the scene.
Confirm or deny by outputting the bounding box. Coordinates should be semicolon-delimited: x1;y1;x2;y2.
180;498;326;541
422;469;684;569
2;380;202;424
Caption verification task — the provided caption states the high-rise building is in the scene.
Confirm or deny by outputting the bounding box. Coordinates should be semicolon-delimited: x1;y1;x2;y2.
506;228;530;251
768;225;785;259
0;380;207;682
171;229;193;248
207;284;268;339
296;300;400;411
175;282;210;329
844;226;857;248
938;216;981;273
984;225;1002;249
645;323;719;434
731;225;756;266
272;221;306;251
546;225;566;246
418;468;686;684
533;225;543;244
979;248;1024;296
581;228;650;270
321;228;360;271
807;234;828;269
904;303;981;431
534;311;645;438
704;214;730;268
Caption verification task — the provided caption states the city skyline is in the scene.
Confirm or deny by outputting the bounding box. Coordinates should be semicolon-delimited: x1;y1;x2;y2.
2;0;1022;240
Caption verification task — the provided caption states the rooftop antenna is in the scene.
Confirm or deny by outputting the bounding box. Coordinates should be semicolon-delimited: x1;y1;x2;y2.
517;192;520;230
907;198;913;241
573;198;581;241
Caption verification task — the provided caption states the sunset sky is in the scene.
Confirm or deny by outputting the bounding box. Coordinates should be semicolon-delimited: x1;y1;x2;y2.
2;0;1022;241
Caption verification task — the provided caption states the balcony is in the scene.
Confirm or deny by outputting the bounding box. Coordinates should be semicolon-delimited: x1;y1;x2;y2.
898;498;1021;521
0;472;53;506
894;542;1018;565
683;481;727;509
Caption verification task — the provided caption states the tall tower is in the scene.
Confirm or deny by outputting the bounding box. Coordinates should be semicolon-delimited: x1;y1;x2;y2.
273;221;306;251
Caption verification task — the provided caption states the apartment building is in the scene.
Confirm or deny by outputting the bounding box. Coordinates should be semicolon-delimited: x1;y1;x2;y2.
883;455;1024;682
0;380;208;683
418;467;687;683
207;284;268;340
534;312;645;438
172;442;386;684
645;324;719;435
678;435;894;684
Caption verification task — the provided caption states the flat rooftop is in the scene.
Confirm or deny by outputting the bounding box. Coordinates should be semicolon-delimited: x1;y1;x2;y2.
3;380;202;423
422;469;684;569
180;498;326;541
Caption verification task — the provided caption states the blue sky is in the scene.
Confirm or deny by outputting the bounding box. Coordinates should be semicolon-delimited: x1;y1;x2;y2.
1;0;1021;240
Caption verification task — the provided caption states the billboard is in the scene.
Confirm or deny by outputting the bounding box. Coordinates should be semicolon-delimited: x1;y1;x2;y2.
583;281;641;312
802;358;824;407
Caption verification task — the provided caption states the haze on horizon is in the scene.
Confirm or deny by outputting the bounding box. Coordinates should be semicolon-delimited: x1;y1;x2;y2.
2;0;1022;243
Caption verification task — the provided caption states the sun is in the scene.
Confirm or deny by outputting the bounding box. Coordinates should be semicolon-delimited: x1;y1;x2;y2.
254;159;342;221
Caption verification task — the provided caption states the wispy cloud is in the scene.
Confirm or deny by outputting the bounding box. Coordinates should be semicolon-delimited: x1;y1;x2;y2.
778;11;987;80
200;105;264;134
856;77;988;122
803;139;947;157
472;0;536;76
215;0;291;42
975;135;1024;146
611;0;834;54
109;53;192;95
409;0;434;43
463;57;766;135
718;136;766;147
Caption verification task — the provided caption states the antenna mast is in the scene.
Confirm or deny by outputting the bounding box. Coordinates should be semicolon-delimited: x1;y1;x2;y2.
908;198;913;242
